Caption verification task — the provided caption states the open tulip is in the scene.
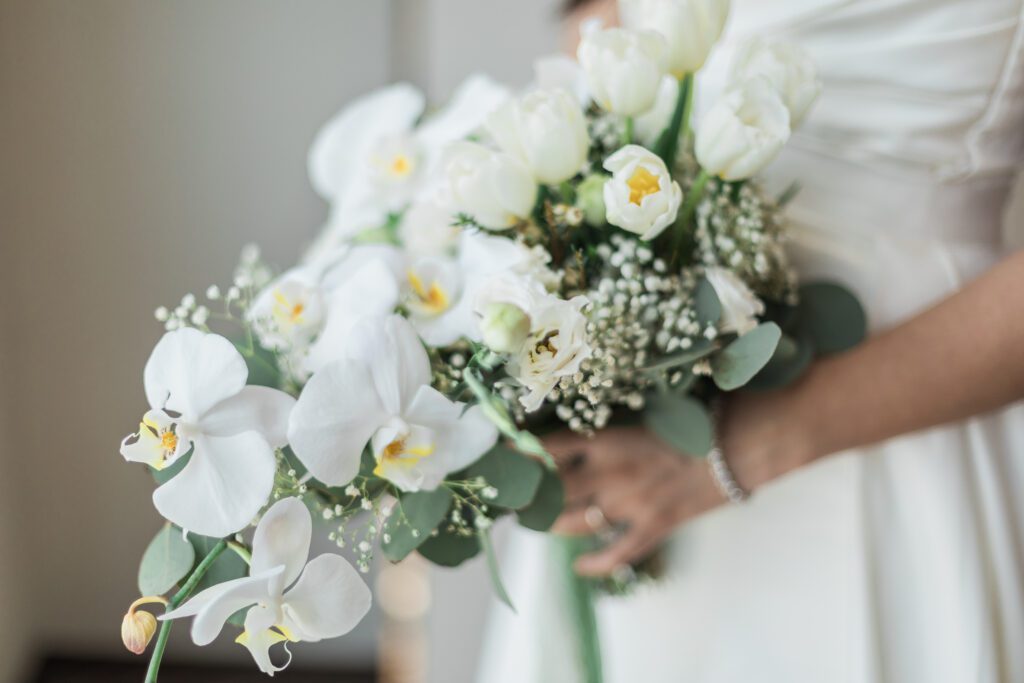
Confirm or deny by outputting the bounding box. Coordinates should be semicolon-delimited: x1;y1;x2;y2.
696;77;791;181
619;0;731;77
603;145;683;240
486;88;590;185
730;38;821;127
443;141;537;230
577;27;667;117
119;329;295;537
162;497;371;676
288;315;498;491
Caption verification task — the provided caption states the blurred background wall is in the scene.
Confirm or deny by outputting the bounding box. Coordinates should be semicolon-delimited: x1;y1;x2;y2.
1;1;1021;682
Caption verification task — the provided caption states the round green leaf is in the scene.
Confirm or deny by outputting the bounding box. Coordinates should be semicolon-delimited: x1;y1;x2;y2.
711;322;782;391
138;524;196;596
417;529;481;567
516;468;565;532
644;393;713;457
747;332;814;391
382;488;454;563
465;445;543;510
798;282;867;355
693;276;722;326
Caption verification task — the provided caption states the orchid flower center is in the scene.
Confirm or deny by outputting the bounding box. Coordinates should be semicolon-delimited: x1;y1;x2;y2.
390;154;413;178
407;271;450;316
160;430;178;454
371;421;437;479
272;290;306;327
627;166;661;205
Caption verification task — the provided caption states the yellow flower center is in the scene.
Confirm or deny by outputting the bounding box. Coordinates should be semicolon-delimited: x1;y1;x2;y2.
272;291;305;326
391;154;413;177
374;437;435;476
627;166;661;205
160;431;178;454
407;271;450;315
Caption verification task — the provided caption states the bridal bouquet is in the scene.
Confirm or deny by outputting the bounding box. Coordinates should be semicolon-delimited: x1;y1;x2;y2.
118;1;865;680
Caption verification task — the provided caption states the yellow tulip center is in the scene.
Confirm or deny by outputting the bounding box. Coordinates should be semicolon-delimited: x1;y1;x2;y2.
407;271;450;315
627;166;661;205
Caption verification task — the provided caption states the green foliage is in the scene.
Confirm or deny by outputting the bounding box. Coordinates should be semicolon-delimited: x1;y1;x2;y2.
464;368;555;468
189;534;248;593
748;331;814;391
465;444;543;510
240;342;282;389
138;524;196;596
798;282;867;354
382;488;454;563
417;529;481;567
693;276;722;326
644;393;714;457
642;338;715;374
480;529;515;612
711;322;782;391
516;467;566;532
653;73;692;170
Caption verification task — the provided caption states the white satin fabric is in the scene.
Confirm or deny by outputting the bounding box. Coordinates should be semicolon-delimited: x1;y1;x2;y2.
478;2;1024;681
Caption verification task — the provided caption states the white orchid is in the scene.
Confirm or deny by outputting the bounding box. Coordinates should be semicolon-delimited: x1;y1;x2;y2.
443;141;537;231
288;315;498;491
577;27;667;117
120;329;295;537
486;88;590;185
398;198;461;258
603;145;683;240
247;268;326;353
704;266;765;335
730;38;821;128
162;497;371;677
307;75;510;250
619;0;731;77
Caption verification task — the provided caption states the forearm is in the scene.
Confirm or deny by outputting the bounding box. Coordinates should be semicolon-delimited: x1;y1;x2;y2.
724;249;1024;489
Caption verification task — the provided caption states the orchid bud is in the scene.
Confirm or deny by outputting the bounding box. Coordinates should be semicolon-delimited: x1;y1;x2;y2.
121;597;167;655
480;302;532;354
575;174;609;227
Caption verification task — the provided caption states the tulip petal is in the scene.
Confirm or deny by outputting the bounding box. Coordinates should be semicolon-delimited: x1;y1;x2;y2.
281;554;372;642
347;315;431;415
144;329;247;421
200;386;296;448
153;433;275;538
287;360;385;487
251;497;312;593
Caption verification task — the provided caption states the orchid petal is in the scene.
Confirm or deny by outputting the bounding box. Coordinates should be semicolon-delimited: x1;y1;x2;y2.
404;386;498;476
143;329;247;421
152;433;275;538
251;497;312;593
281;554;372;642
287;360;386;487
238;610;293;677
347;315;431;415
200;386;296;448
416;74;510;160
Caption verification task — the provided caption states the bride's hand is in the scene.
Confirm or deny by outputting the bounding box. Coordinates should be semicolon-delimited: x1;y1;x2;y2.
547;425;727;577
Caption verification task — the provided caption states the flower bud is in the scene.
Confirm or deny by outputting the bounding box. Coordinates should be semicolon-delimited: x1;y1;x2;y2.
619;0;731;77
121;597;166;655
575;174;609;227
577;27;667;116
443;141;537;230
729;38;821;128
480;302;531;354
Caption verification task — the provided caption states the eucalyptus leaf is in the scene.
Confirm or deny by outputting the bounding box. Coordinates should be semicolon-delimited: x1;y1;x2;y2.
643;338;715;373
382;488;454;563
644;393;714;457
798;282;867;354
748;332;814;391
236;340;281;389
711;322;782;391
189;534;249;593
516;468;566;532
465;445;543;510
417;529;481;567
480;529;515;612
693;277;722;326
138;524;196;596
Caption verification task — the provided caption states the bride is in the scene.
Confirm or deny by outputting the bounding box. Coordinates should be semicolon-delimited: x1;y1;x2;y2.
479;0;1024;681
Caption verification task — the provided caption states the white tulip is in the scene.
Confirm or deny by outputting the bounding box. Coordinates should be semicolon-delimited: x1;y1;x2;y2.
730;38;821;128
443;141;537;230
619;0;731;77
119;329;295;537
633;75;680;147
288;315;498;491
704;266;765;335
487;88;590;185
509;296;592;412
162;497;371;676
577;27;667;117
696;77;791;181
602;145;683;240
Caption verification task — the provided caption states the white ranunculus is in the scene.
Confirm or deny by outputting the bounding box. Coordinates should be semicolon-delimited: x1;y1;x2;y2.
602;144;683;240
487;88;590;185
730;38;821;127
619;0;730;77
509;296;592;412
704;266;765;335
577;27;667;117
288;315;498;491
443;141;537;230
162;497;371;676
473;273;551;354
696;77;791;181
119;329;295;537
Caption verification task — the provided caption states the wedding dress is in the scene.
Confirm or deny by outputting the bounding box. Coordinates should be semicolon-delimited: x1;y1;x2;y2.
477;1;1024;681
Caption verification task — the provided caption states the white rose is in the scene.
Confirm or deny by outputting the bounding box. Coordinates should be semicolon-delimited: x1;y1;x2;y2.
696;77;791;181
443;141;537;230
619;0;731;77
704;266;765;335
730;38;821;128
577;27;667;116
474;273;550;354
487;88;590;185
509;296;592;412
602;145;683;240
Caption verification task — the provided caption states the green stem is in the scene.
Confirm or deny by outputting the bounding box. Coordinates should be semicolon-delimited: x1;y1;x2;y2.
679;72;695;145
559;536;603;683
671;169;712;268
623;117;634;145
228;541;252;565
145;539;228;683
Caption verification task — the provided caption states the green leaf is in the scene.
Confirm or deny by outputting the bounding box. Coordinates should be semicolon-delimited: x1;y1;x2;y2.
693;276;722;326
189;534;248;593
417;528;481;567
798;282;867;355
653;73;692;170
643;339;715;373
464;368;555;469
239;341;282;389
480;529;515;612
138;524;196;596
382;488;454;563
747;332;814;391
711;322;783;391
516;467;565;532
465;444;543;510
644;393;714;457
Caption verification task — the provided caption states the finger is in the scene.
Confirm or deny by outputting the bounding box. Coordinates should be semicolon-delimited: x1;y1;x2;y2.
543;431;592;467
551;506;597;536
574;518;666;577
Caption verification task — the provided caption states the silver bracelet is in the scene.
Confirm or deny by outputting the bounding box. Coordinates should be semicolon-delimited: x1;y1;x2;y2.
707;444;750;505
